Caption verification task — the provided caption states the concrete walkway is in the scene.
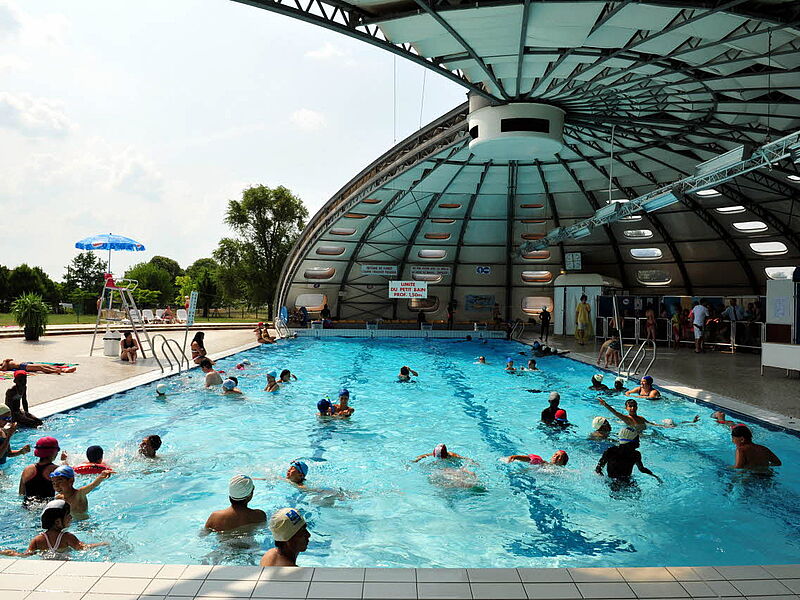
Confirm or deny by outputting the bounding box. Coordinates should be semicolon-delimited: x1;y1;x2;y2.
2;329;259;408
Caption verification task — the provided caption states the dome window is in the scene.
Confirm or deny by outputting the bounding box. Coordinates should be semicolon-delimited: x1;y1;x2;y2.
637;269;672;286
623;229;653;240
733;221;767;233
522;250;550;260
715;205;745;214
304;267;336;280
521;232;546;240
630;248;663;260
316;246;345;256
413;273;443;283
750;241;788;256
330;227;356;236
418;249;447;260
765;267;795;280
424;232;451;240
521;270;553;283
439;203;461;209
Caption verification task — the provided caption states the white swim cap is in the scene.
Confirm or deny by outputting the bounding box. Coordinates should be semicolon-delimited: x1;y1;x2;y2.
270;508;306;542
662;418;676;427
549;391;560;403
228;474;254;500
222;379;236;391
593;374;604;382
615;377;624;384
592;416;609;430
156;383;167;395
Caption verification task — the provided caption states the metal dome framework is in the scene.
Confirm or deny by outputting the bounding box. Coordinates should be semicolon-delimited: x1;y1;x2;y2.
235;0;800;321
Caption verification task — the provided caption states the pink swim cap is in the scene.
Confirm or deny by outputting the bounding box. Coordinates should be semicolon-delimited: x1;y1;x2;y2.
34;437;60;458
554;409;567;421
528;454;545;465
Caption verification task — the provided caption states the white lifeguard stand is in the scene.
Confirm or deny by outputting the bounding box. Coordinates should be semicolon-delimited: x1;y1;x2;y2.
90;276;153;357
553;273;622;336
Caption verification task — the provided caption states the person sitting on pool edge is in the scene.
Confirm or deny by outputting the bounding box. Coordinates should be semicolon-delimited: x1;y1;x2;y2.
119;331;139;363
0;500;108;558
139;435;162;458
205;475;267;532
0;407;30;464
333;389;354;417
412;443;472;463
5;371;43;428
265;371;280;392
626;375;661;399
200;359;223;388
730;424;781;469
540;392;561;424
51;465;111;518
589;416;612;440
505;450;568;466
595;427;661;484
19;436;61;503
589;374;609;391
222;377;243;395
398;366;418;382
260;507;310;567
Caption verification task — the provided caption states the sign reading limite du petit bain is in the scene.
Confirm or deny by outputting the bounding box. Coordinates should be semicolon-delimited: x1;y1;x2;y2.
388;281;428;299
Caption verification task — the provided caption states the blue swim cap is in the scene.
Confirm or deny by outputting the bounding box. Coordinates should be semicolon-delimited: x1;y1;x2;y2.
339;388;349;397
506;357;513;363
290;460;309;476
317;398;332;413
222;379;236;390
50;465;75;479
643;375;653;384
267;371;277;378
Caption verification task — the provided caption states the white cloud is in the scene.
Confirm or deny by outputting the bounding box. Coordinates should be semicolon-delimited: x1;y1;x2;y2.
0;1;68;46
0;53;27;73
0;91;75;136
305;42;346;60
0;2;20;40
290;108;326;131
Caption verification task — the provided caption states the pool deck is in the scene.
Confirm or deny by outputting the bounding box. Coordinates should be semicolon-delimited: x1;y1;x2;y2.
0;560;799;600
518;334;800;431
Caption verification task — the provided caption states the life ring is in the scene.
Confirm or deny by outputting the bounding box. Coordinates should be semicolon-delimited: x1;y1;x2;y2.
73;463;113;475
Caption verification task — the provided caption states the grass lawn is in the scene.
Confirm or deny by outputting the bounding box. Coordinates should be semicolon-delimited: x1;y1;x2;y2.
0;313;264;326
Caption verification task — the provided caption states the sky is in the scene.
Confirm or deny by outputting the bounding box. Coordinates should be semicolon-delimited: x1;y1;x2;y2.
0;0;466;280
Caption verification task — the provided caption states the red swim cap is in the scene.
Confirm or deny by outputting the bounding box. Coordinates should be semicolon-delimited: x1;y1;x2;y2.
34;437;59;458
13;370;27;378
555;409;567;421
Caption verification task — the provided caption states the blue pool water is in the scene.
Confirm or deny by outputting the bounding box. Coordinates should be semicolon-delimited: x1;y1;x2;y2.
1;337;799;567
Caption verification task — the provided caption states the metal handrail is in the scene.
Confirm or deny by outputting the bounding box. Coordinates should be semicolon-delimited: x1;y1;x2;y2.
162;338;190;372
620;339;657;378
510;320;525;339
148;334;167;374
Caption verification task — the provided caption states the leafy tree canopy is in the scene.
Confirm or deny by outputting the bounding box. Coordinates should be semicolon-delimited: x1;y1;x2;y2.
64;252;107;293
124;262;174;305
149;256;183;281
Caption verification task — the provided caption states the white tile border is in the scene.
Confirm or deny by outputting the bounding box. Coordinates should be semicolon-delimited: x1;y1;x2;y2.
293;328;506;339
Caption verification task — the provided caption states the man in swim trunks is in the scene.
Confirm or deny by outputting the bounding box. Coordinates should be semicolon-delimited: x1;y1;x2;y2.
333;389;354;417
51;465;111;517
205;475;267;532
1;358;76;374
200;359;223;388
731;424;781;469
260;507;310;567
19;437;60;502
398;366;418;382
5;371;43;427
595;427;661;483
138;435;162;458
506;450;568;466
541;392;561;424
626;375;661;399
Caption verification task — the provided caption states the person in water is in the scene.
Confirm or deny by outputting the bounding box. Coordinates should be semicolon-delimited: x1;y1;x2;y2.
412;443;471;462
317;398;334;416
139;435;162;458
285;460;309;488
626;375;661;399
541;392;561;424
279;369;298;383
205;475;267;532
1;358;76;374
190;331;208;365
731;424;781;469
589;416;612;440
200;359;223;388
66;445;113;474
505;358;516;373
264;371;280;392
398;366;418;382
260;507;310;567
51;465;111;517
712;411;737;427
222;377;243;395
19;436;60;503
550;409;571;429
598;397;688;432
0;408;30;463
505;450;568;466
589;374;610;391
595;427;661;483
333;389;354;417
0;500;108;558
476;356;487;364
612;377;628;393
5;371;43;427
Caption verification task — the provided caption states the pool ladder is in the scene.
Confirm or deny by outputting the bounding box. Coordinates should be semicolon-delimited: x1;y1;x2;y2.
150;334;190;374
618;339;657;379
275;318;292;339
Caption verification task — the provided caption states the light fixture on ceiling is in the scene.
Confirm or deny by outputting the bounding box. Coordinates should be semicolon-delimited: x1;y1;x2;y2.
607;198;630;204
642;189;682;212
788;174;800;182
695;188;722;197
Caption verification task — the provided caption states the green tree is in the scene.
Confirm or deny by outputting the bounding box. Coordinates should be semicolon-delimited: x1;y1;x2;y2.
184;258;220;317
64;252;107;294
0;265;11;311
215;185;308;316
124;263;174;305
149;256;183;281
8;264;46;300
131;288;160;308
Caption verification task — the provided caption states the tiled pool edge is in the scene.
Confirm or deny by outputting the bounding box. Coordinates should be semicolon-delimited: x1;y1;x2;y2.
32;341;263;419
517;337;800;435
0;560;798;598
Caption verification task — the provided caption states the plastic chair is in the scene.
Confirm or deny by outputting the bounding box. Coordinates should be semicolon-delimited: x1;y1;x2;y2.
142;309;156;323
176;308;188;323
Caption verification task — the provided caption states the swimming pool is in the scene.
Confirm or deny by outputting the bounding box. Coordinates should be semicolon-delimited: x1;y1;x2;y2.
1;337;798;567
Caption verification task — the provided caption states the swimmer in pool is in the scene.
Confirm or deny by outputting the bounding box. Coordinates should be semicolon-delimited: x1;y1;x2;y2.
398;366;418;382
599;397;693;431
612;377;628;393
521;359;538;371
626;375;661;399
51;465;111;518
505;450;568;466
731;424;781;469
712;411;737;427
205;475;266;532
259;508;310;567
222;377;243;395
550;409;572;429
505;359;516;373
412;443;472;463
589;416;612;440
595;427;661;483
540;391;561;424
265;371;280;392
0;500;108;558
139;435;162;458
317;398;334;416
589;374;610;391
200;359;223;388
285;460;309;487
279;369;297;383
475;356;487;364
333;389;354;417
235;359;252;370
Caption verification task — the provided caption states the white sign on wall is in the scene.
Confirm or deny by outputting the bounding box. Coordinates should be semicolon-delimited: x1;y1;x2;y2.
388;281;428;299
360;264;398;276
410;265;451;276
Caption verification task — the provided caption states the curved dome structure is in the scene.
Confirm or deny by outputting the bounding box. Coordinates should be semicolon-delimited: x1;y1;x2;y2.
236;0;800;321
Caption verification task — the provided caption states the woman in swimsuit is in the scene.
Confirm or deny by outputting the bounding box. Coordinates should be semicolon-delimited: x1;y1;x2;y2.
19;436;60;503
1;358;76;374
119;331;139;363
626;375;661;399
191;332;207;365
